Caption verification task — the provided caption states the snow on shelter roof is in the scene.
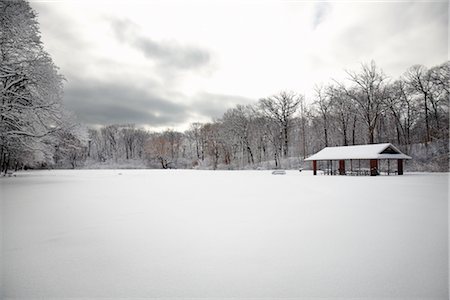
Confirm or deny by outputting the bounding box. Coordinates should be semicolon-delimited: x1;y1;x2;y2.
304;143;412;161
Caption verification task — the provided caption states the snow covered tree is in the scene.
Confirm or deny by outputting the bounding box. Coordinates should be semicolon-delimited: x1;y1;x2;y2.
222;105;255;166
0;0;66;172
53;122;88;169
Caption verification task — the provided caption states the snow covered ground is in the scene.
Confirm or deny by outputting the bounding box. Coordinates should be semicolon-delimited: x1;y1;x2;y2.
1;170;448;299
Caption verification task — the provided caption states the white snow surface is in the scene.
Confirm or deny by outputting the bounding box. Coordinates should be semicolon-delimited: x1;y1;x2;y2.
305;143;412;161
0;170;448;300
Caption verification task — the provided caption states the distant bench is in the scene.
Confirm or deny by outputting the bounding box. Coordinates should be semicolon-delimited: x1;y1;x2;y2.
1;171;16;177
272;170;286;175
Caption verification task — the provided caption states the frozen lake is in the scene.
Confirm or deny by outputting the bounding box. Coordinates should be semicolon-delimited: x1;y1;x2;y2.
1;170;448;299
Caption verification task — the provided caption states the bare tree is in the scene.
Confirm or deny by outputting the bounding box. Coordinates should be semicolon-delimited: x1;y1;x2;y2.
297;97;310;158
327;85;355;146
100;125;120;160
165;129;182;163
404;65;433;143
121;125;136;160
428;62;449;138
385;80;419;146
202;123;222;170
252;115;269;164
313;86;332;147
222;105;255;166
340;61;389;144
258;91;302;157
185;122;205;161
145;133;170;169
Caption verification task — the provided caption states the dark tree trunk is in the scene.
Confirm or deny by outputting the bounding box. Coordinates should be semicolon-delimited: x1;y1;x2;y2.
283;125;289;157
352;115;357;145
369;126;375;144
424;93;430;143
342;118;348;146
274;151;279;168
246;144;254;164
159;157;167;169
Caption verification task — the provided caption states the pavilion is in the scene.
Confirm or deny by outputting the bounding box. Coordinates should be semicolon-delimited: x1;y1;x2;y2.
305;143;412;176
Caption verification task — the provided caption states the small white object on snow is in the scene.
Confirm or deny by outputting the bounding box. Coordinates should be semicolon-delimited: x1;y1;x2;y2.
272;170;286;175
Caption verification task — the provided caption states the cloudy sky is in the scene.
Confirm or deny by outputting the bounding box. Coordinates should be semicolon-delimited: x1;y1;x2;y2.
31;0;448;131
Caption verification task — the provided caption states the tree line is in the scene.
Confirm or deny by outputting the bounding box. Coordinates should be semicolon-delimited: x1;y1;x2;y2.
1;0;448;173
85;60;448;171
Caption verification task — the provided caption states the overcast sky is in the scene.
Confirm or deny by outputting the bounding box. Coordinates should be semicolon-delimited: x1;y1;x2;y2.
31;0;448;131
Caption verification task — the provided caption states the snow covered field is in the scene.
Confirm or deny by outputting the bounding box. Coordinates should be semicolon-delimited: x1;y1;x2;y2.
1;170;448;299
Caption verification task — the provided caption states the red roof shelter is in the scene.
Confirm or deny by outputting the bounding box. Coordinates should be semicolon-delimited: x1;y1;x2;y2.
305;143;412;176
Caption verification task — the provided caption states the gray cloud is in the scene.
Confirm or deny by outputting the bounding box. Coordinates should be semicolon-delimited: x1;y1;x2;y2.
110;18;211;71
64;77;190;127
135;38;211;70
63;77;253;128
192;92;255;119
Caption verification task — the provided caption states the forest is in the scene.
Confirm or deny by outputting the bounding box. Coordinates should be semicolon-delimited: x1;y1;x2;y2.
1;0;449;174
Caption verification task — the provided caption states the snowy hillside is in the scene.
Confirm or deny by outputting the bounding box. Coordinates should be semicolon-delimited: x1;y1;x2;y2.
1;170;448;299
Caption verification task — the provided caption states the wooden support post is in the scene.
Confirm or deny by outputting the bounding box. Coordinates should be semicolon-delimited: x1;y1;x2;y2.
370;159;378;176
397;159;403;175
339;160;345;175
313;160;317;175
